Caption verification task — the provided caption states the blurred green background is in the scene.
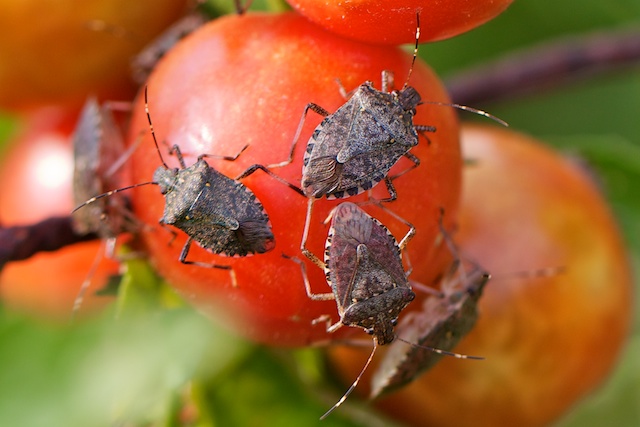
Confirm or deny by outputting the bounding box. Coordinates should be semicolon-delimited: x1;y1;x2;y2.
0;0;638;426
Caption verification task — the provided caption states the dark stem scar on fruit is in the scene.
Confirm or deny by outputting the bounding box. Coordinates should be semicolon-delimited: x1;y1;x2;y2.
370;262;490;398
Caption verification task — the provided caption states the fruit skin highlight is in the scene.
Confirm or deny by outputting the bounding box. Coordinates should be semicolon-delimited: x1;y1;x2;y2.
328;123;633;427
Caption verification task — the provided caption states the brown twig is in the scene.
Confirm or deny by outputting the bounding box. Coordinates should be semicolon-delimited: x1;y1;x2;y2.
446;27;640;106
0;217;97;271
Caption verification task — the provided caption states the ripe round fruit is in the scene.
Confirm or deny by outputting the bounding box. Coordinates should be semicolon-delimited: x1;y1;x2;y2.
0;108;119;319
0;0;189;111
328;123;633;426
125;12;462;346
285;0;514;45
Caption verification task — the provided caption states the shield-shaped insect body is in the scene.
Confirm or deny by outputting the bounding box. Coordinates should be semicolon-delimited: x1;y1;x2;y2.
302;82;423;200
290;201;415;418
153;159;275;257
324;202;416;344
292;202;483;418
74;87;277;287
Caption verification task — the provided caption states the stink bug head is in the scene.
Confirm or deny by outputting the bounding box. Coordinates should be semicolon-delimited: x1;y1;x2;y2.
396;85;421;112
152;164;179;195
342;284;416;345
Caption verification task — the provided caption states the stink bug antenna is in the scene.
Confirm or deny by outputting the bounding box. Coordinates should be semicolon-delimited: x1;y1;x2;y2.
401;12;421;91
421;99;510;127
72;181;157;214
144;85;170;169
320;341;379;420
395;336;484;360
396;14;509;127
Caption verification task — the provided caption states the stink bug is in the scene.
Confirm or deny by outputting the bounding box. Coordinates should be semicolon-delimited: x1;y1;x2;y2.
289;202;480;418
270;15;432;203
74;87;280;287
371;261;490;397
71;96;137;241
263;14;505;259
71;96;139;313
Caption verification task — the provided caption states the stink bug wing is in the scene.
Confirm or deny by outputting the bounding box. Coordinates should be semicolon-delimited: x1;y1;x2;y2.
361;213;407;286
370;266;489;397
301;102;356;197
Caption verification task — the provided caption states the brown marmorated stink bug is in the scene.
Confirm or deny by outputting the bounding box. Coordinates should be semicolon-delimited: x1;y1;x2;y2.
371;260;490;397
71;96;137;242
257;13;506;259
127;0;262;85
288;202;481;419
73;87;292;287
71;96;141;313
130;11;209;84
369;214;564;398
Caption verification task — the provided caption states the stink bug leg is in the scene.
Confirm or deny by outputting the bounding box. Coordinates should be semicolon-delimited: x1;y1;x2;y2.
265;102;331;170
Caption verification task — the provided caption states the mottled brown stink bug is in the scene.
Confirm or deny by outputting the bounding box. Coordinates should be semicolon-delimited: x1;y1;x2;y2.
71;96;141;313
74;87;280;287
371;260;490;397
270;15;431;203
71;96;136;241
289;202;479;418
